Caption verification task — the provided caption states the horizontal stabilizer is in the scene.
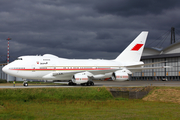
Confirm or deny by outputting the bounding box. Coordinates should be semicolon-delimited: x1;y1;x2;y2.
127;66;172;73
126;61;167;68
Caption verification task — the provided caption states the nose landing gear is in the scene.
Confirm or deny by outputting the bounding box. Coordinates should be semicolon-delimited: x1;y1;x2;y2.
23;79;28;87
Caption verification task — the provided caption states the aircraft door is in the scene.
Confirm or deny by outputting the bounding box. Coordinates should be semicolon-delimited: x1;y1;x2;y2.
32;65;35;72
93;63;98;70
53;64;56;71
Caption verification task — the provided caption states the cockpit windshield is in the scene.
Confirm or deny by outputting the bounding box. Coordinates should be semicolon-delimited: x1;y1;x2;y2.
17;58;23;60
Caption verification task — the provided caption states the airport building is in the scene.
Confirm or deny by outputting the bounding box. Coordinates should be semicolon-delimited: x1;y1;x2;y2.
131;45;180;81
132;28;180;81
0;64;7;80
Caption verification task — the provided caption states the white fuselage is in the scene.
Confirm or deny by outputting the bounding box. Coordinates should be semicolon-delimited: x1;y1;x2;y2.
3;54;128;80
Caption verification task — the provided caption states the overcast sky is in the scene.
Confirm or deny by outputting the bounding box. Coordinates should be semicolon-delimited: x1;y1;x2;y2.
1;0;180;62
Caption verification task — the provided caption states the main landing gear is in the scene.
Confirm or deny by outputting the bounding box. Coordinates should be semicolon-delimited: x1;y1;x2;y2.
68;81;94;86
68;81;77;86
80;81;94;86
23;79;28;87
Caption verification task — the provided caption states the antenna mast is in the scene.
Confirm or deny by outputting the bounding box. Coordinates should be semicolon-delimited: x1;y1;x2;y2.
171;27;175;44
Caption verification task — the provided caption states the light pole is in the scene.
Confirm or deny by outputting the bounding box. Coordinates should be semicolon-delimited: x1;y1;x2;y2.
6;37;11;82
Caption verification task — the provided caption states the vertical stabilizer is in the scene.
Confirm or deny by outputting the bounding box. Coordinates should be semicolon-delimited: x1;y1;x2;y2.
115;31;148;62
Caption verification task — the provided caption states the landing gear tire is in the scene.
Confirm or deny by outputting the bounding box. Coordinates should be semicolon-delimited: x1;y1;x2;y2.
23;83;28;87
90;81;94;86
80;83;85;86
81;81;94;86
68;82;76;86
68;82;72;85
23;79;28;87
86;82;90;86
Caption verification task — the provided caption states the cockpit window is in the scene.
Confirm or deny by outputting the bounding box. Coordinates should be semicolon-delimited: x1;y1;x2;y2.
17;58;23;60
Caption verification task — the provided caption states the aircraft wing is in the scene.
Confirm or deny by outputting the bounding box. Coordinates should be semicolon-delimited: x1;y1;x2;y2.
43;69;121;80
51;69;119;77
51;64;172;78
52;71;85;77
44;63;172;79
127;66;172;73
88;63;171;75
43;71;84;79
87;69;119;75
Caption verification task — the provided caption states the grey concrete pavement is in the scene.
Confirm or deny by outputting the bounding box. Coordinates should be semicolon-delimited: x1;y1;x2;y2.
0;80;180;88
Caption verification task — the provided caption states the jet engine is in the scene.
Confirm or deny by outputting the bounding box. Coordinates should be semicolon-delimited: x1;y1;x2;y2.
72;73;89;84
111;70;129;81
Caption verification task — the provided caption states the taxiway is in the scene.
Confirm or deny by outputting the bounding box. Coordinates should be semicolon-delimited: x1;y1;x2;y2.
0;80;180;88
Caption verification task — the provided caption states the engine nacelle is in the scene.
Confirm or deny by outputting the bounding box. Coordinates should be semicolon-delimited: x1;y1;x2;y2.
111;70;129;81
72;73;89;84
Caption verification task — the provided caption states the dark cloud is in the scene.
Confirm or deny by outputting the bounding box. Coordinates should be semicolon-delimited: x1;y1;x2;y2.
95;0;180;16
0;0;180;62
96;32;113;39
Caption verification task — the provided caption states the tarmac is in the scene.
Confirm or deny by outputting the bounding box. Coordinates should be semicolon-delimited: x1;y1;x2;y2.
0;80;180;88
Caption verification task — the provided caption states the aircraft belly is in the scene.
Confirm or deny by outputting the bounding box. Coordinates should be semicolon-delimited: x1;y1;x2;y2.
13;70;48;79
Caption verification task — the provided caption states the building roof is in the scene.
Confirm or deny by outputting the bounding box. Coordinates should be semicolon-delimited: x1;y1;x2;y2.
141;53;180;60
162;41;180;54
142;40;180;58
142;47;160;56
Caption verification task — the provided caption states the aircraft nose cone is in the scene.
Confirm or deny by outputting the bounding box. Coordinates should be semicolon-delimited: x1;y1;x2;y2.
2;65;9;74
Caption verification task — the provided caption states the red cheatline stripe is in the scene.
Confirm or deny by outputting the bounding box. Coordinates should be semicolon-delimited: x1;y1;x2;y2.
76;78;88;80
116;76;128;78
116;76;120;78
131;44;143;51
123;76;128;78
10;68;112;71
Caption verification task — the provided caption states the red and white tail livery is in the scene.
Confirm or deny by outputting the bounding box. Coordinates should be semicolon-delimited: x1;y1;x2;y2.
115;31;148;63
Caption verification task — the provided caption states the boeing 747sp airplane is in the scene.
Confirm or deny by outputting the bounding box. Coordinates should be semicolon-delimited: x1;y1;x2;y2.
2;31;169;86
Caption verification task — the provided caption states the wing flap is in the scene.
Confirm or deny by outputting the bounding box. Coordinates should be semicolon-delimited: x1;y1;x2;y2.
48;69;119;79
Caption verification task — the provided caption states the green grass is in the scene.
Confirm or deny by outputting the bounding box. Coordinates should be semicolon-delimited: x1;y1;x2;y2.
0;87;180;119
0;87;113;101
0;99;180;120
